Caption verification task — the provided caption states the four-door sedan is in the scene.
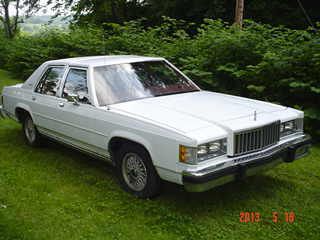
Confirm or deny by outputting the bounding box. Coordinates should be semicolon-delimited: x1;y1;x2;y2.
0;55;311;198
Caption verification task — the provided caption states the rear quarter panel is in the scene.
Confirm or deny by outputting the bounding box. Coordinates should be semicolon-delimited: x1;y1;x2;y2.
2;84;31;120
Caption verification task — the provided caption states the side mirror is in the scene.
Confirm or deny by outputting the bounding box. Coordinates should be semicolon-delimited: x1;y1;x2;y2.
66;93;79;106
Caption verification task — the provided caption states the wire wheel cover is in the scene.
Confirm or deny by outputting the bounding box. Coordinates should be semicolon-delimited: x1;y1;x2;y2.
122;153;147;191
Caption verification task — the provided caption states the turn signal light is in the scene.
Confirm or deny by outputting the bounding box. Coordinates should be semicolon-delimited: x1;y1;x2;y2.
179;145;187;162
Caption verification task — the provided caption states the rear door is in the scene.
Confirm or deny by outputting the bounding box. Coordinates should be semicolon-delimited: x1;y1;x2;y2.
30;65;67;133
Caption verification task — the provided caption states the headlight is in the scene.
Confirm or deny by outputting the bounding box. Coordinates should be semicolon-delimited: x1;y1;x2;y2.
280;119;303;138
179;139;227;164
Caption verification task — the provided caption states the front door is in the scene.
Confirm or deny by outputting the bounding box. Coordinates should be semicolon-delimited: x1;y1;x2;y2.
54;67;109;158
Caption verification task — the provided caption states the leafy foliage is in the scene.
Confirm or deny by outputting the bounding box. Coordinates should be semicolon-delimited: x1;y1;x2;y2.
0;19;319;137
52;0;320;29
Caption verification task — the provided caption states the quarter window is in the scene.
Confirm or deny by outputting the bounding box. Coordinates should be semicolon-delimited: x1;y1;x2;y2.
35;66;65;96
62;68;90;104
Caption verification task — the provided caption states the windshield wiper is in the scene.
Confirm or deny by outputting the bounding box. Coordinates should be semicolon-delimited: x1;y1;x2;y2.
155;89;199;97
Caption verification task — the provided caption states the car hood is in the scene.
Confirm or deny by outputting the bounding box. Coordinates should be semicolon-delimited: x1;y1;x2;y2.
110;91;289;134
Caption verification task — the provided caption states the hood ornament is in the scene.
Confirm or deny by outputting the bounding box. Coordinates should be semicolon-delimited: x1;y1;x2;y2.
254;110;257;121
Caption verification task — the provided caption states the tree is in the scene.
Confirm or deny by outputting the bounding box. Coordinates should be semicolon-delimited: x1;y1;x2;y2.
51;0;319;29
234;0;244;28
50;0;145;25
0;0;40;38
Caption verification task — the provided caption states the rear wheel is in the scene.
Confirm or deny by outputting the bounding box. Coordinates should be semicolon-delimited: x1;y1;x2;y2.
22;115;42;146
115;143;161;198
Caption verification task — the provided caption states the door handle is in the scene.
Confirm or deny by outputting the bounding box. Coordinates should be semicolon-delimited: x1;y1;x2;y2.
32;96;36;101
58;102;64;107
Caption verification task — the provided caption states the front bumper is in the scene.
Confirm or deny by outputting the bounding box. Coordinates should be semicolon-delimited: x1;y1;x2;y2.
182;134;311;192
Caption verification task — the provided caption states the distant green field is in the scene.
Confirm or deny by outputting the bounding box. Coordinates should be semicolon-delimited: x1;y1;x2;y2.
0;69;319;239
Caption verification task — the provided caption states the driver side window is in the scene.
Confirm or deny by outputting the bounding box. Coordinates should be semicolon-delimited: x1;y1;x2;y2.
62;68;90;104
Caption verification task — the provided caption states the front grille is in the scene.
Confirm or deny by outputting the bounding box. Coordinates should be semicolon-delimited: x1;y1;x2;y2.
234;121;280;156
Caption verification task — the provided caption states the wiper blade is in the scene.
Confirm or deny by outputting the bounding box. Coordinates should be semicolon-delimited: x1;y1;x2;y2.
155;89;199;97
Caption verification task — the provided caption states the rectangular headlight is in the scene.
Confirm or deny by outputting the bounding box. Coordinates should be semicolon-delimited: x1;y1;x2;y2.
179;138;227;164
280;119;303;138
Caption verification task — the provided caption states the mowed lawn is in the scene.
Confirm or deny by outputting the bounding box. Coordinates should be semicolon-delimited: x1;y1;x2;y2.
0;69;319;240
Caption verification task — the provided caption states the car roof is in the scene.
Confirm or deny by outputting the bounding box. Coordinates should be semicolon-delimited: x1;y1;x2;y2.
45;55;165;67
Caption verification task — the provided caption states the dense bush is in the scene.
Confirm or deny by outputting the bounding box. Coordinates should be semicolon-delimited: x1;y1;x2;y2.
0;19;319;137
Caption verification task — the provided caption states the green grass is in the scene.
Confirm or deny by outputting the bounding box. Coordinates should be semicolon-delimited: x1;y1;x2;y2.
1;69;320;240
0;70;21;90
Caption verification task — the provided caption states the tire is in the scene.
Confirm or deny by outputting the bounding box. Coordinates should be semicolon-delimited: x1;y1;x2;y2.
115;143;161;198
22;115;42;147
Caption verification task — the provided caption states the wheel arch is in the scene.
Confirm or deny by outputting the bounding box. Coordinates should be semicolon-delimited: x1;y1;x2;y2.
15;103;34;123
108;131;154;165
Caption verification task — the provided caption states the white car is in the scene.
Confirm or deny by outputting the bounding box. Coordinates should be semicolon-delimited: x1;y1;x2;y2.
0;56;311;198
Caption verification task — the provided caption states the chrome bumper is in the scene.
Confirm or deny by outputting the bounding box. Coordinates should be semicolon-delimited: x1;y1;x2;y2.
182;134;312;192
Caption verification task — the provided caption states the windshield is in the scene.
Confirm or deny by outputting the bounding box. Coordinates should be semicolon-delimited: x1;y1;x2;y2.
94;61;199;105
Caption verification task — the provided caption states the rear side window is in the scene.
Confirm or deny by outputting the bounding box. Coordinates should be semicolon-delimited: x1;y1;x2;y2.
35;66;65;96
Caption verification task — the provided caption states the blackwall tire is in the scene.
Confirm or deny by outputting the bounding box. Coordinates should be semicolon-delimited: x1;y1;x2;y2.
115;143;161;198
22;115;42;147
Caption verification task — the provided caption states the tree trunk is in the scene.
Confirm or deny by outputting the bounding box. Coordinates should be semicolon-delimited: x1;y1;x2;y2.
110;0;118;23
13;0;20;35
234;0;244;28
2;0;13;38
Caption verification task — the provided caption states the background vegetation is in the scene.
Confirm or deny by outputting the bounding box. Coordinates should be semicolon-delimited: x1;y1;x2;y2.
52;0;319;29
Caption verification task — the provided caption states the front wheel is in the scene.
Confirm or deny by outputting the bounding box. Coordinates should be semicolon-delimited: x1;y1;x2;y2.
115;143;161;198
22;115;42;146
